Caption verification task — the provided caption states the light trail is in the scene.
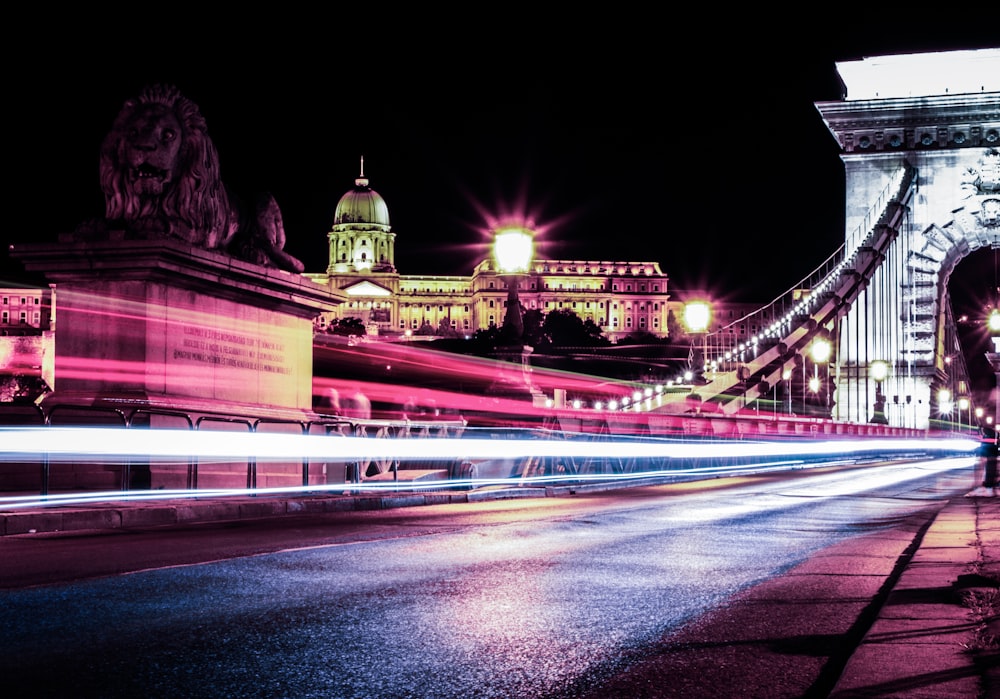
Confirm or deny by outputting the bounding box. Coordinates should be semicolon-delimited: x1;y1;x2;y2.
0;454;979;511
0;426;980;510
0;426;980;463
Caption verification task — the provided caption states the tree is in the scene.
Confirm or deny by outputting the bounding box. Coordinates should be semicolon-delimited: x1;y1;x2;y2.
520;309;545;347
436;318;458;338
666;308;687;343
580;318;610;346
327;317;366;337
617;330;666;346
466;325;501;354
541;309;609;348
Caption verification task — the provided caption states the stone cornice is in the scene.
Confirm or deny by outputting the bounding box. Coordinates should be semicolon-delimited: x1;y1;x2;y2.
816;92;1000;153
10;239;345;318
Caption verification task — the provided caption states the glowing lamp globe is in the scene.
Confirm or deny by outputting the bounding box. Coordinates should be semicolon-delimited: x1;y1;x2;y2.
870;360;888;382
937;388;953;414
684;301;711;334
493;227;535;274
811;339;832;364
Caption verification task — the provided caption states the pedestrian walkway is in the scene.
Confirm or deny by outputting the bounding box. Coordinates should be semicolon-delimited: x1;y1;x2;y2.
830;488;999;698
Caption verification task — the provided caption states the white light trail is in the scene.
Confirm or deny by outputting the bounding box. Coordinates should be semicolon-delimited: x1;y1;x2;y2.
0;454;980;512
0;426;981;463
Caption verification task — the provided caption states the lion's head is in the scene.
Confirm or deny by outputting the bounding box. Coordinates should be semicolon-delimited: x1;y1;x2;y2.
90;84;303;272
99;84;236;249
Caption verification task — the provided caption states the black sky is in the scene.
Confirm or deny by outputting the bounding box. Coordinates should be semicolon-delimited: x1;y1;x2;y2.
4;20;997;308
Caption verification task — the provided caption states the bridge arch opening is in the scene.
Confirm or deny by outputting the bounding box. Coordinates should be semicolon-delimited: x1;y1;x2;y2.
950;246;998;415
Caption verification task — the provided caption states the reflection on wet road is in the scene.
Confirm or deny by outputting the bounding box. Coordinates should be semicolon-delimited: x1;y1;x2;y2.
0;457;976;698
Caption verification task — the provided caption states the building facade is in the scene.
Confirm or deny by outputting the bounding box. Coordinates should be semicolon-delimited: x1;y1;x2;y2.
0;287;49;333
304;166;674;344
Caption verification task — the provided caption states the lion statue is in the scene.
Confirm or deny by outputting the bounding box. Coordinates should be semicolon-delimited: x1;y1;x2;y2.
79;84;304;273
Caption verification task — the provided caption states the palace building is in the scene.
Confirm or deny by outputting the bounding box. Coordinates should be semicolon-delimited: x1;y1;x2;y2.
303;164;673;343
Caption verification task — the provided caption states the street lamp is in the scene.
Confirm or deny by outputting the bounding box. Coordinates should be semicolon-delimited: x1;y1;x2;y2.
808;338;831;417
958;396;970;431
493;226;535;343
938;388;954;426
781;368;793;415
683;300;711;385
870;360;889;425
489;225;538;402
988;308;1000;427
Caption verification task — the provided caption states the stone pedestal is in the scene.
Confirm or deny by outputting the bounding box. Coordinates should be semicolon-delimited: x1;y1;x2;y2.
12;238;343;417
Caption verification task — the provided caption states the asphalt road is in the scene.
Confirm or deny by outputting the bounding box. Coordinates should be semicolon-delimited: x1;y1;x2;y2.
0;457;978;698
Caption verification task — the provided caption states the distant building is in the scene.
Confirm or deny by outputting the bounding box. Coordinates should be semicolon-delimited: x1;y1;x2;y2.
0;286;53;402
704;298;782;341
304;165;674;343
1;287;50;334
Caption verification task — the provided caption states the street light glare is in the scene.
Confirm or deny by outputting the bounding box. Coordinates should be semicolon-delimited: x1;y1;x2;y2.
811;339;832;364
870;360;888;382
684;301;711;334
493;227;534;273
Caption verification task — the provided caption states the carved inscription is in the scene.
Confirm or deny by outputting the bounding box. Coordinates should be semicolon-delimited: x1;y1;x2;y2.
174;327;291;375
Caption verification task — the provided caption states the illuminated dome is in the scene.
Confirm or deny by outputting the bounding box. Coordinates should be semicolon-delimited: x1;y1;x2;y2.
326;158;397;275
333;159;390;229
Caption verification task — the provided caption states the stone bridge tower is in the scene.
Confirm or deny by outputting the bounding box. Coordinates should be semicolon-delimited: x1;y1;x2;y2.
816;48;1000;429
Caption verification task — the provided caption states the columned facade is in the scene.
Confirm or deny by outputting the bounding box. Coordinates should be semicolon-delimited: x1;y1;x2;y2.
305;167;672;343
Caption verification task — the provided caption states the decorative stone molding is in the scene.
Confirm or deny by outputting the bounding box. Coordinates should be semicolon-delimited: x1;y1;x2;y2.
816;93;1000;153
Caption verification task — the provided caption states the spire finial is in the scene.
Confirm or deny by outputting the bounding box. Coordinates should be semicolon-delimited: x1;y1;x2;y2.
355;155;369;187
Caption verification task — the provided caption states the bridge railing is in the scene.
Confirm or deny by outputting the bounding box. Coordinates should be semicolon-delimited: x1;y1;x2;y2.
685;163;917;415
707;164;911;365
0;384;980;499
0;401;359;496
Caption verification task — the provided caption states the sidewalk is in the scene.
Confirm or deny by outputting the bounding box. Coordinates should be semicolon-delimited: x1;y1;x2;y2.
830;489;999;698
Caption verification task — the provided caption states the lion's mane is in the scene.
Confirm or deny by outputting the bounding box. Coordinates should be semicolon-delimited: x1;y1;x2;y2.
92;84;303;272
99;84;234;249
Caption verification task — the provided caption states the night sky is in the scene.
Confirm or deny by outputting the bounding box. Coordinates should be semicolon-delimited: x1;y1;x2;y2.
2;18;994;403
5;22;994;295
4;22;998;390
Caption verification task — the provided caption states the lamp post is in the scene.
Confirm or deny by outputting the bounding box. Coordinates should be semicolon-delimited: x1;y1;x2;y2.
809;338;831;417
800;338;831;418
781;368;793;416
938;388;954;427
683;300;711;386
494;226;534;342
958;396;970;432
870;360;889;425
988;308;1000;427
489;225;537;402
